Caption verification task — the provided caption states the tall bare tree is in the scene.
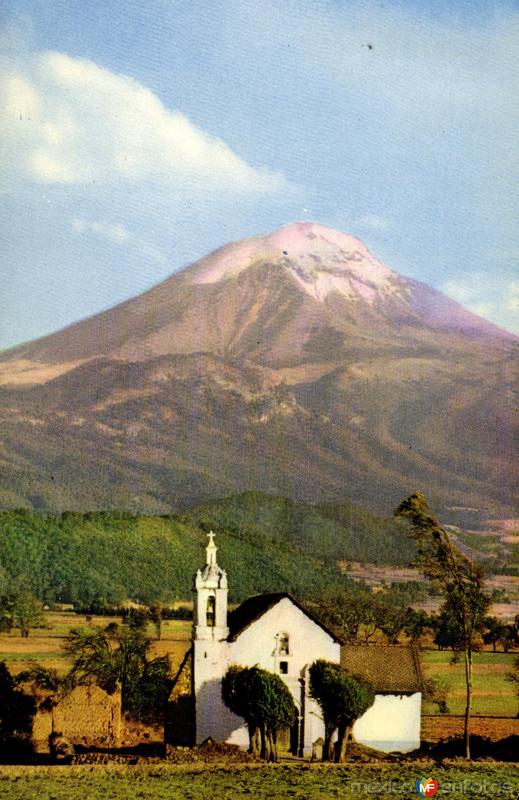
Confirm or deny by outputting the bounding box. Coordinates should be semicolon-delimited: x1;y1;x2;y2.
394;492;489;759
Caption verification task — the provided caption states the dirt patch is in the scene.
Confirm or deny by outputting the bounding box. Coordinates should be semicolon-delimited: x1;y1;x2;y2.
422;715;519;743
338;562;421;584
484;519;519;532
165;740;255;764
120;717;163;748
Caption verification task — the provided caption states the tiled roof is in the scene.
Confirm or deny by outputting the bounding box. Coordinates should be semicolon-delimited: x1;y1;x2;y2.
340;644;423;694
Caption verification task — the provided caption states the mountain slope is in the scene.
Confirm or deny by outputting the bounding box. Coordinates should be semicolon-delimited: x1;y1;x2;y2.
0;222;516;517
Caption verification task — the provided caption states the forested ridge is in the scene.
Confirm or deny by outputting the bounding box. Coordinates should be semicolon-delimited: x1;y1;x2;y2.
0;492;413;606
182;491;413;565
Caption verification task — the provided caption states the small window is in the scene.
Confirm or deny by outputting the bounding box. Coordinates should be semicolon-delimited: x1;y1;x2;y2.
279;661;288;675
278;634;289;656
206;596;215;627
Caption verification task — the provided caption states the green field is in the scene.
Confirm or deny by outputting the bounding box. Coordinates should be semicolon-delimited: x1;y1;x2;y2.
0;612;192;676
421;650;518;716
0;763;517;800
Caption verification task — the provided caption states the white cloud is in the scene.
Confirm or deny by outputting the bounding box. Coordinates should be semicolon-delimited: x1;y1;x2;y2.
0;50;288;194
354;214;390;232
72;217;130;244
71;216;166;263
443;277;519;335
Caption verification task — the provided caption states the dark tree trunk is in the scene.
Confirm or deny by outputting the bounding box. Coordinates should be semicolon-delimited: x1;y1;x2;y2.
259;723;267;761
247;723;260;758
322;722;335;761
335;723;351;763
267;729;278;762
463;646;472;759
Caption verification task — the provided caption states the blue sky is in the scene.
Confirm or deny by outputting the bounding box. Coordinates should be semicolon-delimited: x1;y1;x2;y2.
1;0;518;349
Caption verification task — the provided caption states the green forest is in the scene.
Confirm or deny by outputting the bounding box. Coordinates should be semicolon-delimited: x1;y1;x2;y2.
182;491;414;566
0;492;414;606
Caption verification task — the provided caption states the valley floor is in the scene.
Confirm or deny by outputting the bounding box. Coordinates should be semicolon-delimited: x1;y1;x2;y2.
2;613;517;720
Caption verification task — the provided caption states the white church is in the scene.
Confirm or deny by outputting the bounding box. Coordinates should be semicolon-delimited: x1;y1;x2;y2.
167;532;423;755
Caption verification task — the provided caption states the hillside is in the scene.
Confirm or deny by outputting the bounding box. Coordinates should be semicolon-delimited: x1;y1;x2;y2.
181;491;413;566
0;222;516;517
0;507;350;606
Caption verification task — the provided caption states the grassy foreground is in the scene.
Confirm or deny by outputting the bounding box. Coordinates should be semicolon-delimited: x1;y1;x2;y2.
0;763;517;800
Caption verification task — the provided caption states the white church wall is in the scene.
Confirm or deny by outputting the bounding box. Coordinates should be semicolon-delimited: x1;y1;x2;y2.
195;596;341;751
194;639;247;744
230;598;340;677
229;597;341;754
352;692;422;753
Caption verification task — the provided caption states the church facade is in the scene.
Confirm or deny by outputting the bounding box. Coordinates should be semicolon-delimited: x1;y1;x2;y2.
192;532;339;754
168;533;423;755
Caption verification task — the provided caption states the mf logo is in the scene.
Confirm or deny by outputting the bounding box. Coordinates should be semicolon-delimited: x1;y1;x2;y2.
416;778;439;797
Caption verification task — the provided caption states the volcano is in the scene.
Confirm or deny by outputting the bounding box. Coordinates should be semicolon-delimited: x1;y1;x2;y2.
0;222;516;516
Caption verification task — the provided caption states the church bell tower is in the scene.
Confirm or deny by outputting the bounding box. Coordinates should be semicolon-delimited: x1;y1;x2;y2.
193;532;231;743
194;531;229;640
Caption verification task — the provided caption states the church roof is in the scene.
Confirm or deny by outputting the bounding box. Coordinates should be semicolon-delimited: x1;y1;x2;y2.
227;592;343;643
341;644;423;694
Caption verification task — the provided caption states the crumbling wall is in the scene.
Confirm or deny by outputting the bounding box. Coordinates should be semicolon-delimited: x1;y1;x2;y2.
32;684;122;752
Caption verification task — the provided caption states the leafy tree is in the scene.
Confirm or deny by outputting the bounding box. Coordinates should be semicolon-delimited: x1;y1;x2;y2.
11;591;45;638
431;605;474;651
148;603;164;640
123;607;150;631
372;595;409;644
222;665;296;760
482;616;500;652
0;599;13;633
64;623;169;722
17;663;71;695
498;624;519;652
65;628;123;695
0;568;9;598
482;616;517;653
311;588;378;644
0;662;36;755
423;676;450;714
403;608;432;645
16;663;76;707
125;655;170;724
309;659;374;762
394;492;490;759
222;666;260;756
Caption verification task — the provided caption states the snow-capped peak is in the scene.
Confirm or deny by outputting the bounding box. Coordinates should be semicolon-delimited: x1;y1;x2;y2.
189;222;402;304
